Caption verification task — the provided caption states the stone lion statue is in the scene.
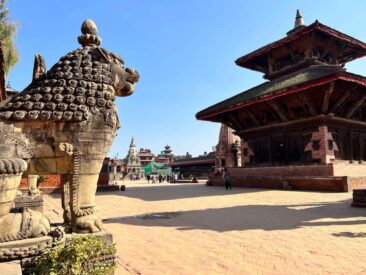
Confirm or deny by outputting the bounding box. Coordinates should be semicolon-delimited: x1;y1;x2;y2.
0;19;139;237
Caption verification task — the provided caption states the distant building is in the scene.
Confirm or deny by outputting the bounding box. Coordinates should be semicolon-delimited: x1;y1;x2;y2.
138;148;155;167
155;145;174;164
125;137;144;179
98;158;111;185
170;151;215;178
215;123;241;170
109;157;126;181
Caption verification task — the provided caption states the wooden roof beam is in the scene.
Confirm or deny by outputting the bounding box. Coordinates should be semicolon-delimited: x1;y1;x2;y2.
329;84;358;114
228;113;243;130
321;82;335;114
346;93;366;118
266;100;289;122
297;92;317;116
234;110;249;129
244;108;261;127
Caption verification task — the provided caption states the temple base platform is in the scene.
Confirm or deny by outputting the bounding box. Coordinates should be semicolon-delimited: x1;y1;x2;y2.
208;163;366;192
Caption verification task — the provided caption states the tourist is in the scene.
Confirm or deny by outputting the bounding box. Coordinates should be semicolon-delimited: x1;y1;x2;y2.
223;168;232;190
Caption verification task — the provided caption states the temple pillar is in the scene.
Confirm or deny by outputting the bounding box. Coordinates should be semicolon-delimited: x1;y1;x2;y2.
304;126;338;164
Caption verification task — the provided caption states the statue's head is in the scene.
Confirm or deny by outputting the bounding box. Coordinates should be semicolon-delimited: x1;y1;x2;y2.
78;19;139;97
0;19;139;122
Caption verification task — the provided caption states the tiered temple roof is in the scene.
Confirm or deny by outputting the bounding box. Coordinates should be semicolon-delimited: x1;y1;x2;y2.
196;11;366;129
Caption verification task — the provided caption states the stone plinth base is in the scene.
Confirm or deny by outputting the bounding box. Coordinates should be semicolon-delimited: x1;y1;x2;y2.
20;185;122;195
14;195;43;213
0;260;21;274
208;164;366;192
351;189;366;207
97;185;120;192
0;236;53;263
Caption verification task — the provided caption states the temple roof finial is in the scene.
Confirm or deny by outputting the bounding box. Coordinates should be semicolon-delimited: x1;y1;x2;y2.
78;19;102;47
294;9;305;29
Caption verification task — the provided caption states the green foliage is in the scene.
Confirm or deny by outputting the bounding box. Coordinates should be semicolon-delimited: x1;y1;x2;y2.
36;175;47;187
31;234;116;275
0;0;18;76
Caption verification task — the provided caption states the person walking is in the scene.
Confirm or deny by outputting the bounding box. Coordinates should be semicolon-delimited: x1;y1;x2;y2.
223;168;232;190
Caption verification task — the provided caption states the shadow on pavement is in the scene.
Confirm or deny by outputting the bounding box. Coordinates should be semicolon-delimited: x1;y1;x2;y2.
97;183;265;201
332;232;366;238
103;199;366;232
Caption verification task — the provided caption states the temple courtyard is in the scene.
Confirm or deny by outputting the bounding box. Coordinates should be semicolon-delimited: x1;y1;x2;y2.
3;182;366;274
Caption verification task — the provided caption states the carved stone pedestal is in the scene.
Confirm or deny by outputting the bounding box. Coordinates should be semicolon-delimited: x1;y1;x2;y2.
0;235;53;263
14;195;43;213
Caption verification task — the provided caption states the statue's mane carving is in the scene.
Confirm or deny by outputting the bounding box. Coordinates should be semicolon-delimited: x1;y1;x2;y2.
0;46;117;122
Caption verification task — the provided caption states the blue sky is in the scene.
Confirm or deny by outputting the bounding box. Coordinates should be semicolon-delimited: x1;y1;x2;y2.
6;0;366;158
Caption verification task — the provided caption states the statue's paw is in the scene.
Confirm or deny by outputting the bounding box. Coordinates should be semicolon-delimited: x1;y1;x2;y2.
0;209;50;242
75;214;102;233
27;209;51;237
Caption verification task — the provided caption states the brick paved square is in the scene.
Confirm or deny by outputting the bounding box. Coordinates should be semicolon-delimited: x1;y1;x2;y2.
42;183;366;274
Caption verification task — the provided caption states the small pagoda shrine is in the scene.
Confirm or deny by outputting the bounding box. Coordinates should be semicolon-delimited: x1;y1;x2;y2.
197;11;366;191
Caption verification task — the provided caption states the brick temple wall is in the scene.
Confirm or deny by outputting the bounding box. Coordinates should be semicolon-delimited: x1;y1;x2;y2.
347;177;366;191
208;175;346;192
207;164;366;192
229;165;334;177
333;163;366;177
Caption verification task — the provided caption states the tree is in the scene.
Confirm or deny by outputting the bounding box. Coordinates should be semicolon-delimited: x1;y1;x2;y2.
0;0;18;76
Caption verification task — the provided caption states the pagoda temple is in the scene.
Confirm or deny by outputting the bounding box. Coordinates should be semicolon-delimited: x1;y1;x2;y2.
197;11;366;191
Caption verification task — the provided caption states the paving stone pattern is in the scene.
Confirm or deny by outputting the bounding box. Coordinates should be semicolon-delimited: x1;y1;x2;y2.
42;183;366;275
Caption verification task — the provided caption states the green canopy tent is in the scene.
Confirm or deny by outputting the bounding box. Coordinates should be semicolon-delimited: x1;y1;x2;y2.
144;161;172;176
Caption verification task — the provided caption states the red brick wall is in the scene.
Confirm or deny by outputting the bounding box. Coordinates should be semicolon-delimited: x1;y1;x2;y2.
20;175;61;189
229;165;334;177
348;177;366;191
20;173;110;190
208;175;346;192
98;173;109;185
